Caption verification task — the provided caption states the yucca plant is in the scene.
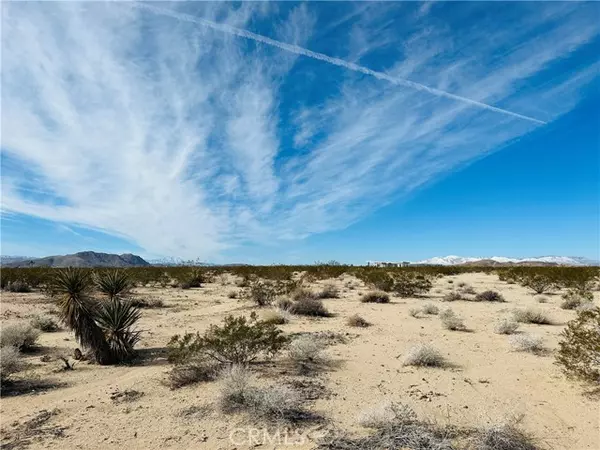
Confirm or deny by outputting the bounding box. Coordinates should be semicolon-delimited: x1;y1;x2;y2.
95;270;131;300
50;268;110;364
95;298;142;362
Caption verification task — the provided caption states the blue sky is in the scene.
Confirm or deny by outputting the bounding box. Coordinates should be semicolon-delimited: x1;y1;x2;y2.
1;2;599;264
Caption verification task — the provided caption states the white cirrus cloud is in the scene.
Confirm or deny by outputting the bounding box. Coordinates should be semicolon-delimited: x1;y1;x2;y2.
1;2;598;259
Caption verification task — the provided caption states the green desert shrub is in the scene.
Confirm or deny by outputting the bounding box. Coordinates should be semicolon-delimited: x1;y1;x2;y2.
513;308;552;325
392;272;432;297
30;315;60;332
360;291;390;304
521;274;556;295
556;307;600;383
560;289;593;310
243;280;278;307
167;314;288;365
347;314;370;327
475;290;505;302
1;322;40;351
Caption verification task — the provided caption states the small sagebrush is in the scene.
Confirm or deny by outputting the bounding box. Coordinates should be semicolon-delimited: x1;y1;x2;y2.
168;360;219;389
30;315;60;332
288;335;325;373
357;401;417;429
475;290;505;302
535;296;549;304
513;308;552;325
442;291;464;302
510;334;545;354
439;308;466;331
360;291;390;304
0;346;22;382
408;308;422;318
1;322;40;351
261;308;291;325
422;304;439;315
402;344;446;367
4;281;32;293
494;319;519;335
289;297;331;317
347;314;370;327
318;283;340;299
474;418;539;450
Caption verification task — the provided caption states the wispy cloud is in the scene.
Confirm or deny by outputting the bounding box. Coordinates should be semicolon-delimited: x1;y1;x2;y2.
1;2;598;258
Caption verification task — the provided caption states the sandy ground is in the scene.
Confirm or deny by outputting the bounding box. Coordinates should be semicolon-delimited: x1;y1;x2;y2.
1;272;598;449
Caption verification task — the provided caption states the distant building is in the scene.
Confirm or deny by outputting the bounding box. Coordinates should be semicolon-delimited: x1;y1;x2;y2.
366;261;411;267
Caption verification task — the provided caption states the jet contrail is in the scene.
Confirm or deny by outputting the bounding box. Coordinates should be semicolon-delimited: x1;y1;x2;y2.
133;3;547;125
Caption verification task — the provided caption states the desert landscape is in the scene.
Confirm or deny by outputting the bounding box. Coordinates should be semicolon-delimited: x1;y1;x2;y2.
1;265;598;450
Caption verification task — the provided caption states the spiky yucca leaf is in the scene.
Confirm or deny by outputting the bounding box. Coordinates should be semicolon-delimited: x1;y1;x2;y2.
50;268;110;363
95;270;131;300
95;299;142;362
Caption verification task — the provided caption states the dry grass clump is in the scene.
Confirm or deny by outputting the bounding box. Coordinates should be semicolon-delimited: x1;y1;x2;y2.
402;344;446;367
439;308;466;331
30;315;60;332
276;298;294;310
347;314;370;327
475;290;505;302
227;291;238;299
168;359;219;389
535;295;549;303
422;304;439;315
130;297;165;308
494;319;520;335
473;417;539;450
318;283;340;299
0;346;22;382
409;308;422;318
288;335;326;374
218;365;316;423
320;401;457;449
1;323;40;351
442;291;464;302
513;308;552;325
510;334;545;354
560;296;582;310
289;297;331;317
458;284;476;295
292;287;318;302
360;291;390;304
261;308;292;325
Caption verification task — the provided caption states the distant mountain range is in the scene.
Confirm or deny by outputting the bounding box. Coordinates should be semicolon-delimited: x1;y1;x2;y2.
3;251;150;268
413;255;598;266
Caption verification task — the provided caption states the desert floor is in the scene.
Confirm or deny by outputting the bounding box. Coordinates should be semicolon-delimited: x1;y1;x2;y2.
1;272;598;449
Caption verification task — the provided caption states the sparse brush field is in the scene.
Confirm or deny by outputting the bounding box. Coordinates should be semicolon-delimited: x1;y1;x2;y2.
0;268;598;449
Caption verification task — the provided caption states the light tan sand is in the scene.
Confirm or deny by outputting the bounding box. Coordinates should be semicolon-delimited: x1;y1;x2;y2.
1;272;598;449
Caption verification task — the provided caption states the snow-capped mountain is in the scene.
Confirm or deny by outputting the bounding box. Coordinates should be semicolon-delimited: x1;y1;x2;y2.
413;255;598;266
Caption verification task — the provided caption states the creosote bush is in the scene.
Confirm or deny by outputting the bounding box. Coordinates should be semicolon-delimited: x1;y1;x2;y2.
513;308;552;325
494;319;519;335
521;274;555;295
392;272;433;297
556;307;600;383
347;314;370;327
167;313;288;365
243;280;277;307
360;291;390;304
475;290;505;302
560;289;593;310
1;322;40;351
402;344;446;367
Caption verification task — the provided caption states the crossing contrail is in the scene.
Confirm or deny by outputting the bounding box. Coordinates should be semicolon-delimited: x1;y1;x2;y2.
133;3;547;125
